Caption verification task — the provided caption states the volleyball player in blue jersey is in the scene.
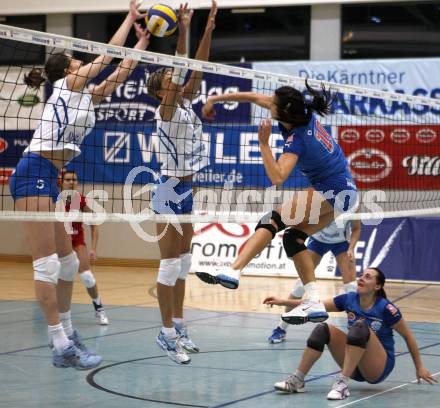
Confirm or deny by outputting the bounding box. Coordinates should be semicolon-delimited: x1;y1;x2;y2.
197;82;358;325
264;267;437;400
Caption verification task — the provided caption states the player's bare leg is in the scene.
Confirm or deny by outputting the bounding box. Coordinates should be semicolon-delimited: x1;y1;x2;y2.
156;222;190;364
74;244;109;325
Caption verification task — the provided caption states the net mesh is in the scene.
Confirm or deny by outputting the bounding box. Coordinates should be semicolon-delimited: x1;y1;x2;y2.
1;23;440;224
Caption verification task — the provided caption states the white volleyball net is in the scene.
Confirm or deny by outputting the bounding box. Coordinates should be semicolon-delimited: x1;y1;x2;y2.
1;23;440;226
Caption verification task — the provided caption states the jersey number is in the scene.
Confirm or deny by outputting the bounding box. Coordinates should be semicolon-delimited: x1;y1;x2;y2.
315;121;334;153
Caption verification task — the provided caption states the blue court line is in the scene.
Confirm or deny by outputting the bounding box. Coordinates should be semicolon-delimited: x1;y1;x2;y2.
209;339;440;408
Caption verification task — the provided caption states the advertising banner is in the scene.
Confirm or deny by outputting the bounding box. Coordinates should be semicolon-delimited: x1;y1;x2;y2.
85;64;253;125
355;217;440;282
191;217;440;283
339;125;440;189
190;222;337;278
68;123;311;188
0;130;32;184
254;58;440;124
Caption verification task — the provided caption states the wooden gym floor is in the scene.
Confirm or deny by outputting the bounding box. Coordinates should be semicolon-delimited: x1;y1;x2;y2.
1;261;439;408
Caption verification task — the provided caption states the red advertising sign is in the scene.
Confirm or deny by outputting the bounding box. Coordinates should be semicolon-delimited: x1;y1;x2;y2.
0;168;14;185
338;125;440;189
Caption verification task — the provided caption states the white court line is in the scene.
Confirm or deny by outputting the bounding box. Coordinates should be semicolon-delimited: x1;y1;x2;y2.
335;371;440;408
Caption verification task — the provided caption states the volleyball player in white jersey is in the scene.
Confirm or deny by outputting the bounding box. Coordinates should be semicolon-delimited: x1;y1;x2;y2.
146;1;217;365
268;218;361;343
9;4;149;369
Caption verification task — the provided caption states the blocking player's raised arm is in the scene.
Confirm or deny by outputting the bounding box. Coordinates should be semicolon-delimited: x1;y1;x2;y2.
183;0;217;101
90;23;150;105
68;0;147;92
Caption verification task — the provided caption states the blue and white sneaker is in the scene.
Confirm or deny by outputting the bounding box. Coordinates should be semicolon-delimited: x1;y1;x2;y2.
268;326;287;344
69;329;100;357
175;324;199;353
156;331;191;365
282;300;329;325
195;267;240;290
52;342;102;370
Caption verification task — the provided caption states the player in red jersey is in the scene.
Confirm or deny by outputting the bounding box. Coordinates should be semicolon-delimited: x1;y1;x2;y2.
61;171;109;325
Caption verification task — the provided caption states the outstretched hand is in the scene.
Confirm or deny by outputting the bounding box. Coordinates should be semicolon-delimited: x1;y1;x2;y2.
258;119;272;146
263;296;285;307
202;99;216;120
134;22;150;42
178;3;194;31
128;0;148;22
205;0;218;32
417;367;438;385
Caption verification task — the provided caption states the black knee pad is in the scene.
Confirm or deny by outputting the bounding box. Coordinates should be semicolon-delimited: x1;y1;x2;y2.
307;323;330;352
347;320;370;349
283;228;308;257
255;210;286;239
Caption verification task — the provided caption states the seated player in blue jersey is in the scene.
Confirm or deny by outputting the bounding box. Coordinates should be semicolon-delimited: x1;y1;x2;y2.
268;218;361;344
196;81;358;325
264;267;437;401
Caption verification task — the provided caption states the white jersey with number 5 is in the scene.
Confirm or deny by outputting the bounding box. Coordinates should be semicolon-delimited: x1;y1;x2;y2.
312;220;352;244
25;78;95;160
155;98;209;177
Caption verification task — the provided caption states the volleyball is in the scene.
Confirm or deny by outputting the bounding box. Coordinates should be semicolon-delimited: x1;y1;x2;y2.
146;4;178;37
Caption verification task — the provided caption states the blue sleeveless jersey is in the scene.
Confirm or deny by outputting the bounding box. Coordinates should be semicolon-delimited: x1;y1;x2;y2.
281;114;351;185
333;292;402;356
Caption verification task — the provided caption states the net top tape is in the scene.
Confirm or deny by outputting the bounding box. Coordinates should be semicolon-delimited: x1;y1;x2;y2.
1;23;440;108
1;208;440;223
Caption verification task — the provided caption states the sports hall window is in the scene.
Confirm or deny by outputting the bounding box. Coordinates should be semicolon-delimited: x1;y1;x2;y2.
190;6;310;63
342;1;440;59
0;15;46;65
74;13;177;62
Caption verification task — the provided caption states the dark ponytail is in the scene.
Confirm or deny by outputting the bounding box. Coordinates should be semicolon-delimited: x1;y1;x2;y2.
24;68;45;89
370;267;387;299
24;53;71;89
274;79;334;127
305;80;333;117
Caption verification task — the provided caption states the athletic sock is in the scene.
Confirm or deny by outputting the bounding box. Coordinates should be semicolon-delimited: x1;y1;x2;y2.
278;320;289;330
48;323;70;352
172;318;184;327
59;311;74;337
294;369;305;382
338;374;350;384
162;326;177;339
304;282;320;302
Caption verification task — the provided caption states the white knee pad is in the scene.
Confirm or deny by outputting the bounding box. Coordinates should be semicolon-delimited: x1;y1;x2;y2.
33;253;60;284
178;253;192;280
58;252;80;282
291;278;305;298
157;258;181;286
80;270;96;289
